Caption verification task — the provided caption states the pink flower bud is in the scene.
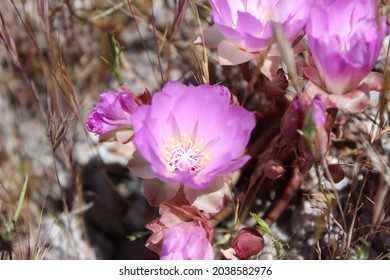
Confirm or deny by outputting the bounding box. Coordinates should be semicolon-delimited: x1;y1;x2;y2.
230;227;264;260
264;160;285;180
280;96;304;145
324;164;345;183
85;90;139;135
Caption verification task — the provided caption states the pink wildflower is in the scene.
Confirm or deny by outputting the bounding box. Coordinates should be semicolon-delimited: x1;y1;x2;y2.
160;221;214;260
145;203;214;257
197;0;311;79
85;90;139;135
130;81;255;189
304;0;387;112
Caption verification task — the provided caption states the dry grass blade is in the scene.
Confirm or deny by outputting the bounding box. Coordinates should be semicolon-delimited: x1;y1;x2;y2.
360;138;390;227
168;0;188;41
12;175;28;228
377;9;390;134
190;0;209;84
126;0;162;88
0;10;21;69
272;22;301;93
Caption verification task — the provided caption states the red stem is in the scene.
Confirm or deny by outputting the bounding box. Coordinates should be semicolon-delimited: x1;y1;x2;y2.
264;166;303;225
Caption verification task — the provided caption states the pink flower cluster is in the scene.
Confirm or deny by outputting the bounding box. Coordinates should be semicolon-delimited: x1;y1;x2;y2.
85;0;387;260
197;0;310;80
85;81;255;259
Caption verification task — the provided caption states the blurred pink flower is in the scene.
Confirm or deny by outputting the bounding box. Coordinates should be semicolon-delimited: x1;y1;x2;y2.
196;0;310;79
161;221;214;260
145;203;214;257
130;81;255;190
304;0;387;112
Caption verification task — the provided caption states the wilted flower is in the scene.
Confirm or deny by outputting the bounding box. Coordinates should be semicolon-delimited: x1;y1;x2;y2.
130;81;255;189
85;90;139;135
197;0;310;79
160;221;214;260
305;0;387;110
222;227;264;260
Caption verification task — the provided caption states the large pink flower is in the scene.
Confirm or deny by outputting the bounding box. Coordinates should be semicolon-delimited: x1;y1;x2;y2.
130;81;255;189
304;0;387;111
197;0;310;79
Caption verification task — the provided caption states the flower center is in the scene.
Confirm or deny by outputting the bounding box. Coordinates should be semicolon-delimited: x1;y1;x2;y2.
165;138;209;174
232;5;271;30
341;40;349;53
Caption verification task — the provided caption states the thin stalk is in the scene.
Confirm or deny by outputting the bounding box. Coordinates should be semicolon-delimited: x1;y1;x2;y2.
346;170;369;251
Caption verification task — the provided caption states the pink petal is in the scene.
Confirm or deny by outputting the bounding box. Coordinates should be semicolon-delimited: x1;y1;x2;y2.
221;248;238;260
292;35;306;53
304;81;370;113
259;55;281;81
183;176;228;214
303;66;324;89
127;150;155;179
194;25;226;48
145;218;164;253
115;129;133;144
160;221;214;260
358;71;384;92
142;179;180;207
98;131;116;143
327;90;370;113
159;203;190;228
217;40;254;65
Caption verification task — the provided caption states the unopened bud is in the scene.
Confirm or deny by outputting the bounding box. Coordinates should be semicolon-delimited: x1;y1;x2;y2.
136;88;152;105
324;164;345;183
264;160;285;180
231;227;264;260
